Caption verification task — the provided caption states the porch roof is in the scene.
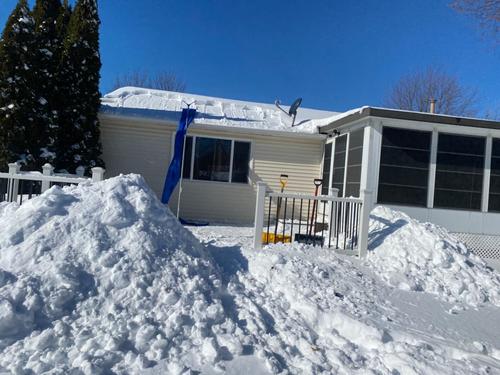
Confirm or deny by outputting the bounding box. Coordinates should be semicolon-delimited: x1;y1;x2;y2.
317;107;500;133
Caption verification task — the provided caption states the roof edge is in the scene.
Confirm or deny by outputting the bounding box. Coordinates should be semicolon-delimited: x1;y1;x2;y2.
99;112;326;140
319;107;500;132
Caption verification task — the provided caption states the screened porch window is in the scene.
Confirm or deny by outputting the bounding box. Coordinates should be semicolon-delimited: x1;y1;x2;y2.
489;138;500;212
377;127;432;206
345;129;364;197
182;136;251;184
434;133;485;211
332;135;347;196
321;143;332;195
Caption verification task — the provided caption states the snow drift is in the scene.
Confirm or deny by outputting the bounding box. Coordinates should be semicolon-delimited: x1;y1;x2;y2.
367;206;500;307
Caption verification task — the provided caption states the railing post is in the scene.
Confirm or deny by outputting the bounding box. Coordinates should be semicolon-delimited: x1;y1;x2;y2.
41;163;54;192
327;187;339;246
91;167;105;182
253;182;267;250
7;162;20;203
75;166;85;177
358;189;373;258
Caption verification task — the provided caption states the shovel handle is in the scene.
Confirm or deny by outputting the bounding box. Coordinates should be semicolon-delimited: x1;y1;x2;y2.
313;179;323;187
279;174;289;191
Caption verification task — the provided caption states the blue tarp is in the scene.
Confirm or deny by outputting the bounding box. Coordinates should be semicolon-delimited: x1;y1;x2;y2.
161;108;196;204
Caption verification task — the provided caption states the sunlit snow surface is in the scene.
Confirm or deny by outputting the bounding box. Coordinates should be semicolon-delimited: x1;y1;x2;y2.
101;87;338;134
0;175;499;374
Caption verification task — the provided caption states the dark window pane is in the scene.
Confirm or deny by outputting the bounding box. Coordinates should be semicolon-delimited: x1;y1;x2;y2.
490;156;500;176
488;193;500;213
434;190;482;210
349;128;364;147
345;183;360;198
322;143;332;195
436;153;484;174
434;133;485;210
382;127;431;150
347;147;363;166
381;147;430;169
193;137;231;182
490;175;500;194
345;129;364;197
335;135;347;154
231;141;251;183
346;165;362;184
378;127;431;206
332;135;347;196
438;133;485;155
435;171;483;192
379;165;429;188
489;139;500;212
182;136;193;178
378;184;428;206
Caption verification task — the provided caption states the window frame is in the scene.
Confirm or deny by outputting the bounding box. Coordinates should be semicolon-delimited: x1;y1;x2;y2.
433;132;486;211
180;134;252;185
377;126;432;207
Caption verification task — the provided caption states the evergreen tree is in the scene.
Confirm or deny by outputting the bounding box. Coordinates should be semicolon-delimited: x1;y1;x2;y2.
0;0;38;170
32;0;63;167
57;0;103;173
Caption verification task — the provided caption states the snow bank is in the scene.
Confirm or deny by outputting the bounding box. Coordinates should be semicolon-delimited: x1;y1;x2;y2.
367;206;500;307
0;175;234;374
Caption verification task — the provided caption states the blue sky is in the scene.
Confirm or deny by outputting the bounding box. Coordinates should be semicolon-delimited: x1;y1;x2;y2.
1;0;499;114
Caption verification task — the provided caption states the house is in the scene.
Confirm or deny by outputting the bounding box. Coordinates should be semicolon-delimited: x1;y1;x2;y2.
99;87;500;259
99;87;335;224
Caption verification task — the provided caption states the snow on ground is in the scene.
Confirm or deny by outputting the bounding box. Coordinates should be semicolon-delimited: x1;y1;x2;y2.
101;87;338;134
0;175;499;374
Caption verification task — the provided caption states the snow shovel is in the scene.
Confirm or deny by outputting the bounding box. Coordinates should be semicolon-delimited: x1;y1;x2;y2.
274;174;288;232
262;175;291;244
294;179;324;246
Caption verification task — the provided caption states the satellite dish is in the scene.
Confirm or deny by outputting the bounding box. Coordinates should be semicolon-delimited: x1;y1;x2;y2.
288;98;302;117
275;97;303;127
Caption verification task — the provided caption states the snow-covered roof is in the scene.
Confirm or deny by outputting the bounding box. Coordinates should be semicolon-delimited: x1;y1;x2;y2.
100;87;339;134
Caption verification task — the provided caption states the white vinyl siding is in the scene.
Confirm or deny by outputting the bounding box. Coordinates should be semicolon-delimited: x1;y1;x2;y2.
100;115;173;195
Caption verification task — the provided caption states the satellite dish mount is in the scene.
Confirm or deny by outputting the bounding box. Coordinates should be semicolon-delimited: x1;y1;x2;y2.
275;97;303;127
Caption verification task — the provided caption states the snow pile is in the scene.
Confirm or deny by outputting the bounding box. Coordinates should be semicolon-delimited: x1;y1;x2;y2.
367;206;500;307
189;228;499;374
101;87;337;134
0;175;234;374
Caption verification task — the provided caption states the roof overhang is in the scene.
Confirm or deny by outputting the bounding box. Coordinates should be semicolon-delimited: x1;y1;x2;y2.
99;112;326;141
318;107;500;133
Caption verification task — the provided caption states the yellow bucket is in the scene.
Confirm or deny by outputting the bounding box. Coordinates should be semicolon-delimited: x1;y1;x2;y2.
262;232;292;244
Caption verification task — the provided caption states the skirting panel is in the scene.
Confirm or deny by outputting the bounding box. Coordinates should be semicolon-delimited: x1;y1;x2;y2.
452;232;500;259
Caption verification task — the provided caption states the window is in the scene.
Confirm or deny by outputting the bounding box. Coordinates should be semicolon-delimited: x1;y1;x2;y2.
434;133;485;210
182;136;251;184
489;139;500;212
332;135;347;196
321;143;332;195
232;141;251;183
345;129;364;197
378;127;432;206
182;137;193;178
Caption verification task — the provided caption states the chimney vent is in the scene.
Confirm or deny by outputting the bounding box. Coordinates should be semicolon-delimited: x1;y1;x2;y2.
429;98;436;114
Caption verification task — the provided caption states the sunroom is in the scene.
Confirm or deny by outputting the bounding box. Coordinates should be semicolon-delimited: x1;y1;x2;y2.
318;107;500;259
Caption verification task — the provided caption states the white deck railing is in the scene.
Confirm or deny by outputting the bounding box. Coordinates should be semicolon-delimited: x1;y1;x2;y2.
253;182;372;257
0;162;105;204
